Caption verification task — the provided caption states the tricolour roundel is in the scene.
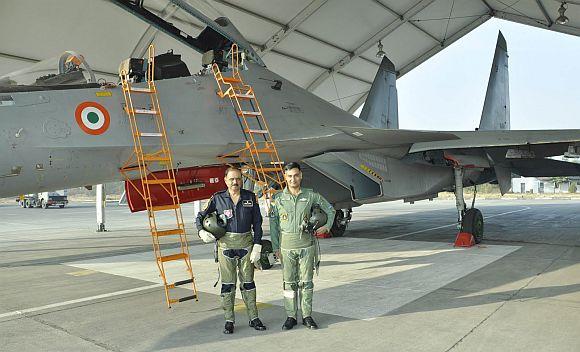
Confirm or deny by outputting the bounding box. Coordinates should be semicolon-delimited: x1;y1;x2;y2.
75;102;110;135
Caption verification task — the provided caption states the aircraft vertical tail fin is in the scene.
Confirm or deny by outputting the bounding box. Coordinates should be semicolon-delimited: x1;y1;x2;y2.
479;31;510;131
359;56;399;129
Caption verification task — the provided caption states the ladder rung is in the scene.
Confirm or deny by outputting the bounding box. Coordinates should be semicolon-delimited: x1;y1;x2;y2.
251;167;283;172
168;294;197;304
142;154;170;162
237;111;261;117
173;278;194;287
145;178;174;185
131;108;158;115
140;132;163;137
254;148;275;154
130;87;155;93
223;77;242;83
235;93;255;99
154;228;184;237
178;295;197;302
151;204;180;211
245;129;269;134
120;165;141;172
158;253;188;263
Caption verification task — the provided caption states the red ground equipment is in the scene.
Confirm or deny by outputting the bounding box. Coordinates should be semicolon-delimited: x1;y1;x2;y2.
125;165;228;212
454;232;475;247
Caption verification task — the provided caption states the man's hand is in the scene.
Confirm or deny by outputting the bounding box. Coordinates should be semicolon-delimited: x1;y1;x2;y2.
198;229;216;243
250;244;262;264
274;250;281;262
315;226;330;235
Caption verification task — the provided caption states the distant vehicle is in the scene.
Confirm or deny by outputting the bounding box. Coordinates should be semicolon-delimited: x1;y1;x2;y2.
17;190;68;209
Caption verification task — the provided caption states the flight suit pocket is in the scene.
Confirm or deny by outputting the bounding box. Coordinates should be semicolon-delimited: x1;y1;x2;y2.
296;196;311;226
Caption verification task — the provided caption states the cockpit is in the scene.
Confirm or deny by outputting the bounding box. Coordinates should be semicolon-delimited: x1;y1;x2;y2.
0;0;264;93
0;52;99;93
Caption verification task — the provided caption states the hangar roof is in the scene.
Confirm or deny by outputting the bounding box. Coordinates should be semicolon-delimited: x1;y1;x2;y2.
1;0;579;113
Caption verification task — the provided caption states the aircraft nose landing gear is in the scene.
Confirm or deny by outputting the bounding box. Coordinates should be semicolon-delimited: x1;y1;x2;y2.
461;208;484;244
453;167;484;244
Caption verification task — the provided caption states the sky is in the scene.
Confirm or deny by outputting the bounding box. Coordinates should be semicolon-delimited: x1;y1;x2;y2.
389;17;580;131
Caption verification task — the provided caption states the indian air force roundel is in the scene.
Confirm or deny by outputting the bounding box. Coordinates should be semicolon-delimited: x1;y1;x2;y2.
75;102;110;135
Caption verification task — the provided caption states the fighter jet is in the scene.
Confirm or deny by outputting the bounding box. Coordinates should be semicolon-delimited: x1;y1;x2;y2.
2;0;580;242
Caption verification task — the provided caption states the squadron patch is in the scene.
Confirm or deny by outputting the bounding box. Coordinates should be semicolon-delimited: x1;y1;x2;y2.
75;101;110;135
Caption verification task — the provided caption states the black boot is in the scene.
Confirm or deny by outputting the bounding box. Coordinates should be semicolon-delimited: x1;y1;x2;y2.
249;318;267;331
302;316;318;330
282;317;297;330
223;321;234;334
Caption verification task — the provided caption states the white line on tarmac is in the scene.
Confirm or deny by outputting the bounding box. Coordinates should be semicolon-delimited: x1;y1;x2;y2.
0;284;162;320
384;207;531;240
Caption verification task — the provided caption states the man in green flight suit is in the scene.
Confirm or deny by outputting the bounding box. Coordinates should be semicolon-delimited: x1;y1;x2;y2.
269;162;336;330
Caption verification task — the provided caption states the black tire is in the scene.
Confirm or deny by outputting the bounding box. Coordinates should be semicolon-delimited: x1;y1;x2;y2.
41;200;48;209
330;210;348;237
462;208;484;244
25;200;31;208
59;204;65;208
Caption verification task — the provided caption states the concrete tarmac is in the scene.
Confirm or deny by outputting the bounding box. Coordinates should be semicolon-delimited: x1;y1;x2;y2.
0;199;579;352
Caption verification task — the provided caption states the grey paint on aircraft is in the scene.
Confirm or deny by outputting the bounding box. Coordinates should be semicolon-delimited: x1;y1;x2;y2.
359;56;398;129
479;31;510;131
1;15;580;214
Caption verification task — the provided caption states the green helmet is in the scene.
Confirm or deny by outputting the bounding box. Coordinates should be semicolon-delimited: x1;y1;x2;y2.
305;204;327;234
202;212;227;239
258;240;274;270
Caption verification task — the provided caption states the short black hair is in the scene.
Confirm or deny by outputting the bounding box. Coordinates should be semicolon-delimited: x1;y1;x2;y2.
224;166;242;177
284;162;301;172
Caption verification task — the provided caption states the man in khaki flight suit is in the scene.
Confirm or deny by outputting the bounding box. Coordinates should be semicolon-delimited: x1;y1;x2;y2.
269;162;335;330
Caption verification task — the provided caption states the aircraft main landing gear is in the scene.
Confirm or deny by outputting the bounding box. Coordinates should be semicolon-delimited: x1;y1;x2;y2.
453;167;484;244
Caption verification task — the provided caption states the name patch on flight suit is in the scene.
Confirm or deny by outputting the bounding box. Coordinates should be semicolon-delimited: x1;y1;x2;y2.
242;200;253;207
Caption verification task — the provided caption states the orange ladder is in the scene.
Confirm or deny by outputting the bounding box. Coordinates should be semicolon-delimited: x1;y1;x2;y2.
211;44;285;201
119;45;198;308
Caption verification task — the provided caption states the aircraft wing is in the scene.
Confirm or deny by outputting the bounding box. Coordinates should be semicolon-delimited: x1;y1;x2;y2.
221;128;462;162
332;126;460;147
408;129;580;153
506;158;580;177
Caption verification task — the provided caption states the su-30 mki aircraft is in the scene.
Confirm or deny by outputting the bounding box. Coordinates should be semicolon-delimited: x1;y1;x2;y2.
2;0;580;242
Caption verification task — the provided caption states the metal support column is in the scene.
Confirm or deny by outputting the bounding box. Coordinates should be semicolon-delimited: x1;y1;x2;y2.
96;184;106;232
453;167;465;228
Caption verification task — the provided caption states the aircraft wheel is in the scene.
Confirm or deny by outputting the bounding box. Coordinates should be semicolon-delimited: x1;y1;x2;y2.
462;208;484;244
25;200;31;208
330;210;350;237
59;204;65;208
41;200;48;209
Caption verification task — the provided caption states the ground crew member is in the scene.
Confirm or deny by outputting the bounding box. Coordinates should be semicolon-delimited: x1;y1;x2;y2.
270;162;336;330
196;167;267;334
